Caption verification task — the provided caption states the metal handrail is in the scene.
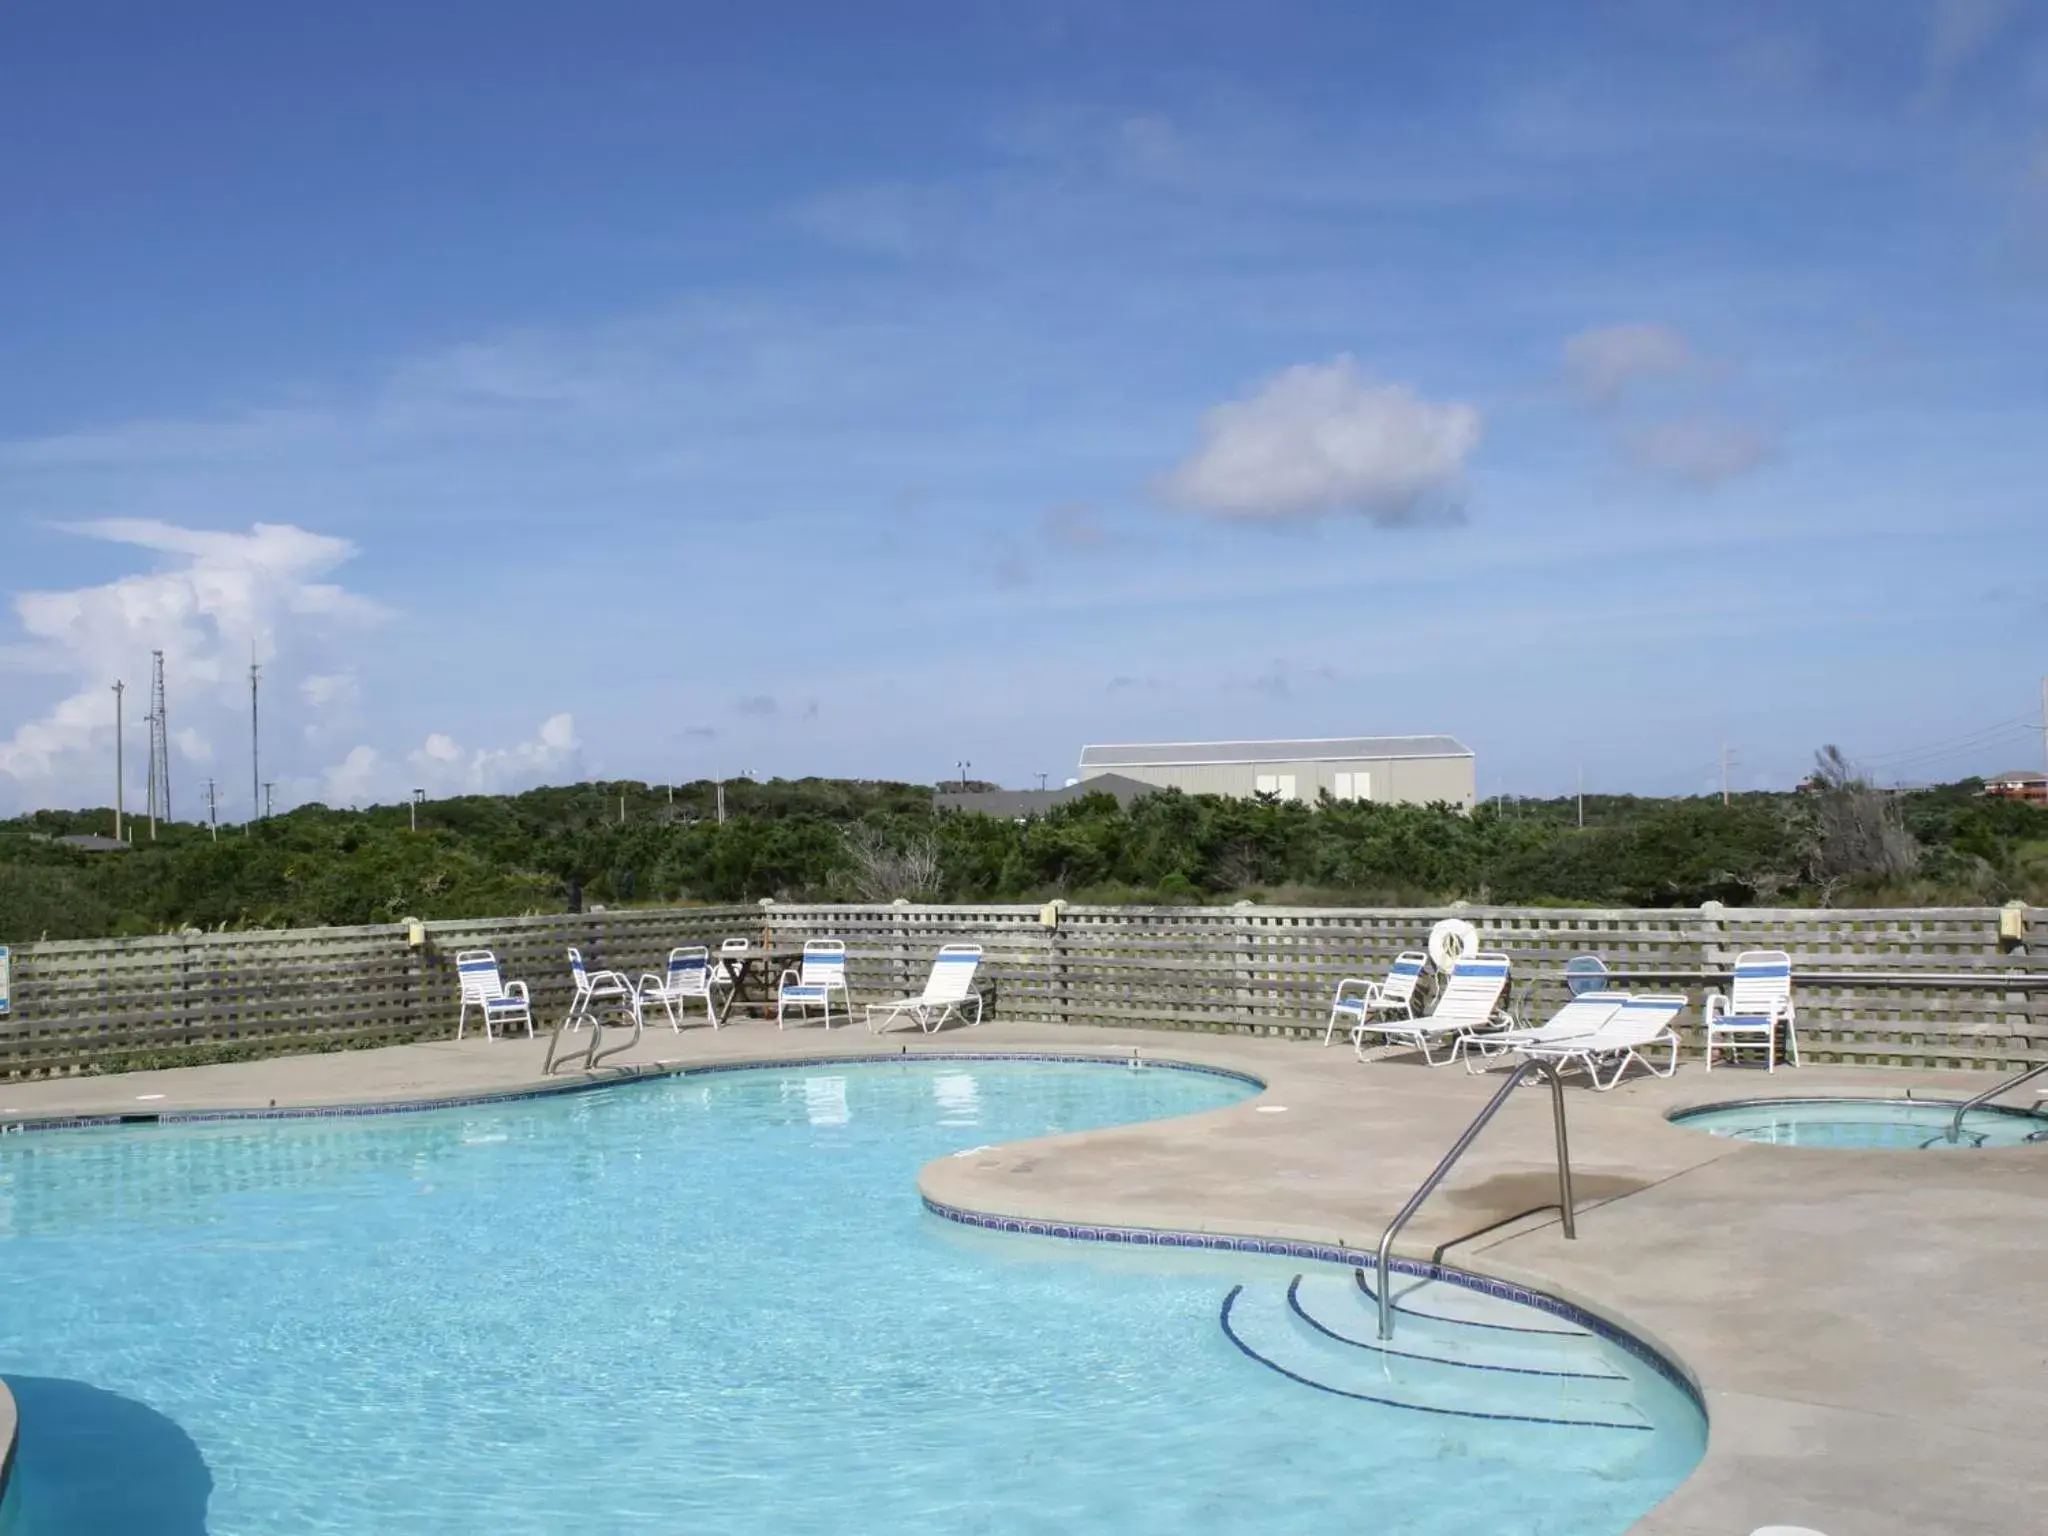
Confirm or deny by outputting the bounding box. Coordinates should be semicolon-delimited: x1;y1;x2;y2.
1947;1060;2048;1143
1375;1057;1576;1340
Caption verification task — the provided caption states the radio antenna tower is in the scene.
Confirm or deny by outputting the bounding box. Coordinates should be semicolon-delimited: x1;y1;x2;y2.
249;649;261;829
145;649;171;838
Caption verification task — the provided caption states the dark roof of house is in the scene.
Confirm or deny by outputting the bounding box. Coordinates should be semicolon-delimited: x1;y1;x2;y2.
933;773;1158;818
1078;735;1471;770
1985;769;2048;785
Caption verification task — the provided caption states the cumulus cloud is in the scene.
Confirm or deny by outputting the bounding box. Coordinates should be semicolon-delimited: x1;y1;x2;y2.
322;745;382;807
1561;324;1700;407
1159;356;1481;524
0;520;381;816
1619;417;1778;488
347;713;585;802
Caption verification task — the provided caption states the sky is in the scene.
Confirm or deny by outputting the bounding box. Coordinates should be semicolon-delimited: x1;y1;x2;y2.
3;0;2046;819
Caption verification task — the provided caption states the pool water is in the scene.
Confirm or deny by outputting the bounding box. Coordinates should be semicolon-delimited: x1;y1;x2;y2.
0;1061;1703;1534
1671;1097;2047;1149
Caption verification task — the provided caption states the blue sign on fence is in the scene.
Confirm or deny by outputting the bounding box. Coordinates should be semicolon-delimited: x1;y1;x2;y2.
0;945;9;1017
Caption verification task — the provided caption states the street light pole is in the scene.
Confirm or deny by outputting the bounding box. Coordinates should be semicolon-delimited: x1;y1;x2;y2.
112;680;125;842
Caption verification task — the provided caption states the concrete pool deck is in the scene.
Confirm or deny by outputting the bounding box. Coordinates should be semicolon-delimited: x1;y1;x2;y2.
2;1020;2043;1535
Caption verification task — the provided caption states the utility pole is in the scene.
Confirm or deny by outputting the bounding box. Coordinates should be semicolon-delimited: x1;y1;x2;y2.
716;781;726;824
1035;772;1048;792
249;652;261;828
204;778;218;841
112;680;125;842
619;792;626;825
1720;743;1731;806
263;781;275;819
1576;766;1584;831
145;650;170;838
956;760;972;791
410;789;424;832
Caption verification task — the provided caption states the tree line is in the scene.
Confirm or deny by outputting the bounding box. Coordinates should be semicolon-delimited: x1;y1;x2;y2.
1;756;2042;942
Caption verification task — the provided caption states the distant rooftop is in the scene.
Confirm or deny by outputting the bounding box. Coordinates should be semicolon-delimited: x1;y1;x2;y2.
1985;768;2048;785
1079;735;1472;769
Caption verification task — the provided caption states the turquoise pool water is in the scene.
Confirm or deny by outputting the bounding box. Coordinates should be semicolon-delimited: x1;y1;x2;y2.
0;1060;1703;1533
1671;1097;2047;1149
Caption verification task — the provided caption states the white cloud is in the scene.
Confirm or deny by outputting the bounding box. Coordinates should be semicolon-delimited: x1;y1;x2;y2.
300;673;360;712
322;745;382;808
0;520;382;816
1925;0;2017;99
1158;356;1481;523
1561;323;1699;407
369;713;584;801
1620;416;1778;488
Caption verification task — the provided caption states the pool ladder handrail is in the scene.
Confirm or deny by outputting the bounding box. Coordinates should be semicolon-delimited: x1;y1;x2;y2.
1947;1060;2048;1143
1375;1057;1577;1341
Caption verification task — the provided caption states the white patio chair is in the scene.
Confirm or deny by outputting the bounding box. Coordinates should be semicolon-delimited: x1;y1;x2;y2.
564;946;637;1032
865;945;984;1035
1517;994;1685;1091
455;949;534;1040
778;939;852;1030
1461;990;1629;1074
635;946;727;1032
1322;951;1428;1046
1351;951;1513;1065
1703;950;1797;1072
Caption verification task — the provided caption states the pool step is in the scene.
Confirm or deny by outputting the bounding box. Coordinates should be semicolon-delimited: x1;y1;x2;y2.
1220;1278;1653;1432
1288;1273;1624;1376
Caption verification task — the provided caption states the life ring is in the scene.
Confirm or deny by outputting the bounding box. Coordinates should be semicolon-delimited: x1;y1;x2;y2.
1427;917;1479;973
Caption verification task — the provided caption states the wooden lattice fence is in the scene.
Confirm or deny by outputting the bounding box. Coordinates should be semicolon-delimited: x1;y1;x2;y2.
0;902;2040;1078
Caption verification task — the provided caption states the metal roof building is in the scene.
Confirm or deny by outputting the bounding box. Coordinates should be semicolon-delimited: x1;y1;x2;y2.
1077;736;1475;809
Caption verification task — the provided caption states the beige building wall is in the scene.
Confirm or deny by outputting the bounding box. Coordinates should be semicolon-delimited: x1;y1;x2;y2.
1081;754;1474;809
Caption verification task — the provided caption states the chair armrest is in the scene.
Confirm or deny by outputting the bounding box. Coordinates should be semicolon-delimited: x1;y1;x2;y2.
1703;992;1728;1024
636;973;663;994
1331;977;1371;1000
505;981;529;1002
777;965;801;990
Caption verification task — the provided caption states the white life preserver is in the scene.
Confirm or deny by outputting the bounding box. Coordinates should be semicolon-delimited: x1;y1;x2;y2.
1427;917;1480;973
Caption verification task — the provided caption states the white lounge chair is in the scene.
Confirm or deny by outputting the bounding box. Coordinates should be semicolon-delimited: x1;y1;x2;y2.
1517;994;1684;1091
1461;990;1629;1074
635;946;727;1032
1322;951;1428;1047
777;939;852;1030
1351;951;1513;1065
564;946;637;1032
455;949;534;1040
1703;950;1797;1072
865;945;984;1035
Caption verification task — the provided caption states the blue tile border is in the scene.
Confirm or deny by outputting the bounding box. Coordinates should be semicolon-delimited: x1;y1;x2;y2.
0;1050;1264;1138
919;1190;1704;1414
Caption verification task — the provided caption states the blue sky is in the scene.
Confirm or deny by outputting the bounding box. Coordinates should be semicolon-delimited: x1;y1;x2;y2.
3;0;2046;817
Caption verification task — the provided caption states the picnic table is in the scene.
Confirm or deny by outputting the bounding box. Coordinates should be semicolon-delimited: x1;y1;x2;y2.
711;946;806;1023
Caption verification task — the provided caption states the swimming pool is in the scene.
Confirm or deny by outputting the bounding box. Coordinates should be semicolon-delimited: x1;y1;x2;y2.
0;1059;1703;1533
1671;1097;2047;1149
